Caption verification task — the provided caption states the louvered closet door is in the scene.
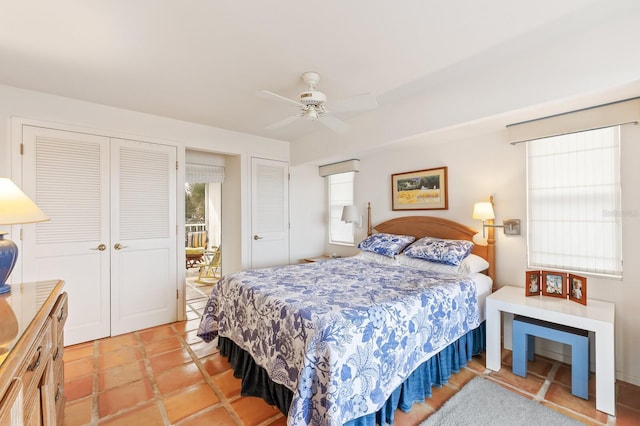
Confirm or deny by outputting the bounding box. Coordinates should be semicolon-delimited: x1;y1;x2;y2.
110;138;177;335
22;126;111;345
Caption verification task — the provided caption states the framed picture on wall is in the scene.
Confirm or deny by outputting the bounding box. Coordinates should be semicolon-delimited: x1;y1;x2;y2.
525;270;541;296
568;274;587;305
541;271;566;298
391;166;448;210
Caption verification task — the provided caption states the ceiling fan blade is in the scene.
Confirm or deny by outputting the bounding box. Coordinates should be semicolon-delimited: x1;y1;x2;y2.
329;93;378;113
265;115;300;130
257;90;301;108
318;114;350;134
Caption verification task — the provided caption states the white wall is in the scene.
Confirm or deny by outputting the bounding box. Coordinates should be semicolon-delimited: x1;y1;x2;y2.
289;163;326;262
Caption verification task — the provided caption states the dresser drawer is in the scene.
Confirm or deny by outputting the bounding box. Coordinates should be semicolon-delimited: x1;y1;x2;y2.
53;352;65;425
21;318;52;426
52;333;64;371
50;292;68;344
20;318;53;394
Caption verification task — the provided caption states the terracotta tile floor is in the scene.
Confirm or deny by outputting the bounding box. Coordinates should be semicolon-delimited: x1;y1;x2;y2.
62;284;640;425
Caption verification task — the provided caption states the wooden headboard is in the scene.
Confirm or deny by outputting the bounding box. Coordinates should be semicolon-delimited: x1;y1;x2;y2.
373;216;496;283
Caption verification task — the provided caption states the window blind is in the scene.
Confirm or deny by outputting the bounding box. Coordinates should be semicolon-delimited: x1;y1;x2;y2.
527;126;622;277
328;172;355;245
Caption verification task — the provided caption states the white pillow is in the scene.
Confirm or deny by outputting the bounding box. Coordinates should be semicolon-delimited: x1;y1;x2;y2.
396;253;489;275
355;251;400;265
459;254;490;274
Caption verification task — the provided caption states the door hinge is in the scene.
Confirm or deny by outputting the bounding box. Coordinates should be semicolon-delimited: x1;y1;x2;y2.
176;289;179;299
20;143;24;155
176;161;179;170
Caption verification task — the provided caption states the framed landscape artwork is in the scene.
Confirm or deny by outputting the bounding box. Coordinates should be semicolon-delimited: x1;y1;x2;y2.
542;271;566;298
391;166;448;211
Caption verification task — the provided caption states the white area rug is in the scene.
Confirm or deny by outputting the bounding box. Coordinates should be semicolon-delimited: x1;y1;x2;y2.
420;376;585;426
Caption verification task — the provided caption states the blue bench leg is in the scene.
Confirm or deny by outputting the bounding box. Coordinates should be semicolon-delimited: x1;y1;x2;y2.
512;320;528;377
571;339;589;399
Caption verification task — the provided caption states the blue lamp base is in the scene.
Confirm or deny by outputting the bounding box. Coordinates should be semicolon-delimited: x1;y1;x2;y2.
0;232;18;294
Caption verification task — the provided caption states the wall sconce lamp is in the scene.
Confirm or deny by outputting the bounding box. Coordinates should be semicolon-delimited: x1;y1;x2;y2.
341;205;362;228
472;197;520;238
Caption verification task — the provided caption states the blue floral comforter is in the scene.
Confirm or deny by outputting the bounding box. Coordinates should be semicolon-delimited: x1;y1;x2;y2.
197;257;479;426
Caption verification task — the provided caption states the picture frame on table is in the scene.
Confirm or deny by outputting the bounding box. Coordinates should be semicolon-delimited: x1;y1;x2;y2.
542;271;566;298
568;274;587;305
525;270;541;296
391;166;448;211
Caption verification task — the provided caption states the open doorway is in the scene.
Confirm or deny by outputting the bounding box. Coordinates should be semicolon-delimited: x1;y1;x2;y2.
184;155;224;309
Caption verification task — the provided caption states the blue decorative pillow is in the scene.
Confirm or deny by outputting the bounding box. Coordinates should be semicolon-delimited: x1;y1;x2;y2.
357;233;416;258
403;237;473;266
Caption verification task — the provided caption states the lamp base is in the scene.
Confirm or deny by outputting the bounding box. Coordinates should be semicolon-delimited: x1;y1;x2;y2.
0;232;19;293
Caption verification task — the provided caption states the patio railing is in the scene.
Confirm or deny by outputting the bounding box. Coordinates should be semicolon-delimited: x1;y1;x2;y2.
185;223;206;233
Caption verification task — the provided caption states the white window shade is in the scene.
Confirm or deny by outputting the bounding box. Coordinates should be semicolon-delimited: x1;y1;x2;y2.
527;126;622;277
508;97;640;145
186;164;225;183
328;172;355;245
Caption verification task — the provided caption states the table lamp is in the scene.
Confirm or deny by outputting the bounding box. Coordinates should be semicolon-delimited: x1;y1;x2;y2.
0;178;50;294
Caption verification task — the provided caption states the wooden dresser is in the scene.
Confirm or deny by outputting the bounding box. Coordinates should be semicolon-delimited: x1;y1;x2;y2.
0;280;67;425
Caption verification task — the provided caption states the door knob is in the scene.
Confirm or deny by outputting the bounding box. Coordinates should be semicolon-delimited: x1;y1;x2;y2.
91;244;107;251
114;243;128;250
253;235;263;240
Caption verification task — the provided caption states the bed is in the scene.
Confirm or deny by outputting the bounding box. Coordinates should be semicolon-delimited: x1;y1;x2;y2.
197;216;495;426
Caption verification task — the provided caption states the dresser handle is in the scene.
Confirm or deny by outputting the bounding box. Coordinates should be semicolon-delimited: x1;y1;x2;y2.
53;346;61;361
57;305;65;322
55;383;62;402
27;346;42;371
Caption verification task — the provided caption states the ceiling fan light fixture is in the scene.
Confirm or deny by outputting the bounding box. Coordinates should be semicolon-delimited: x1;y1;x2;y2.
260;71;377;133
304;105;319;120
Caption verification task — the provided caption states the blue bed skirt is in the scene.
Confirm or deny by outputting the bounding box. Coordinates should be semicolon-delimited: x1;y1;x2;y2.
219;321;486;425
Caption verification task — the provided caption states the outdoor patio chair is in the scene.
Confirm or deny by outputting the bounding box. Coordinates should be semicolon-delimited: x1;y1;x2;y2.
196;246;221;284
185;230;207;269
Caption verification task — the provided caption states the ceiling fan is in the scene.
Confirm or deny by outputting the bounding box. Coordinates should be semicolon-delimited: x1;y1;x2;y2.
258;71;378;134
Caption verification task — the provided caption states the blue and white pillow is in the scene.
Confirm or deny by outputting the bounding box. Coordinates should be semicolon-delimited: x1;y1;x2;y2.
403;236;473;266
357;233;416;258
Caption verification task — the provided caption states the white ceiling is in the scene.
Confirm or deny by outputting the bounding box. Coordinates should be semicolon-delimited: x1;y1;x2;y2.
0;0;637;144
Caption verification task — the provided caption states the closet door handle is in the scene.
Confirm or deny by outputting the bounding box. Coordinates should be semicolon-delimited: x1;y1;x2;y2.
91;244;107;251
253;235;263;240
114;243;128;250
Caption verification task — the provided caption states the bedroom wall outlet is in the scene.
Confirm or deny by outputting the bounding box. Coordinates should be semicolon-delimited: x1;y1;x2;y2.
503;219;521;235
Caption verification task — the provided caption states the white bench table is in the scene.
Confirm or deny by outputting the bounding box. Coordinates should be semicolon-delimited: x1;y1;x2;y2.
486;286;616;416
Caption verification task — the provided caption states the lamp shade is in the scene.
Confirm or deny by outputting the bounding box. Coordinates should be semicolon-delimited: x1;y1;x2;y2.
341;205;359;223
0;178;50;225
472;201;495;220
0;178;49;292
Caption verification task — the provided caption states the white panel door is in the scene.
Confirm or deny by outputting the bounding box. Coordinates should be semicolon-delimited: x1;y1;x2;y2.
250;157;289;268
22;126;111;345
21;126;178;344
110;138;177;335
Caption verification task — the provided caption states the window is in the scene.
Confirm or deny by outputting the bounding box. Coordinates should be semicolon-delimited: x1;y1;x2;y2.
328;172;354;245
527;126;622;277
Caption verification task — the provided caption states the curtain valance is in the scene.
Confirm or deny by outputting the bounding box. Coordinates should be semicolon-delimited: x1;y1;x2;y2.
507;97;640;144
